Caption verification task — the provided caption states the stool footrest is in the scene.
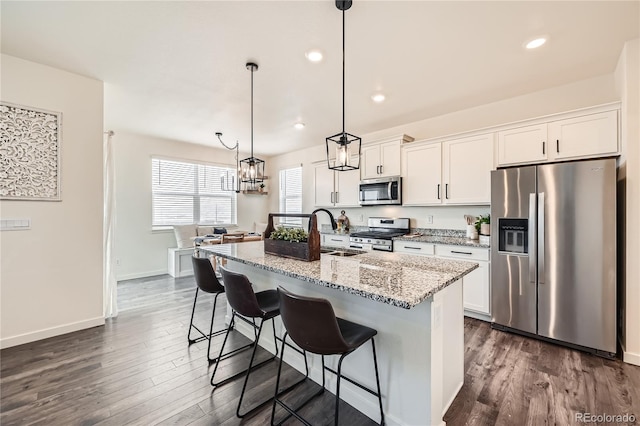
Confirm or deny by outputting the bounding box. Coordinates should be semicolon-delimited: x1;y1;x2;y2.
323;365;381;398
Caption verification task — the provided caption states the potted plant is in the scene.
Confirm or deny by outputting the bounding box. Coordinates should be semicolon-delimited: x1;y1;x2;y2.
258;183;265;193
475;214;491;236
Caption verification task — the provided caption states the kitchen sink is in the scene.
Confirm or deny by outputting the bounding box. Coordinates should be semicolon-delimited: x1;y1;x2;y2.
326;251;359;257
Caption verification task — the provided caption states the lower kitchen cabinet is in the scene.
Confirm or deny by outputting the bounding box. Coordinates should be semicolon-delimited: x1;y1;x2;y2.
396;241;491;320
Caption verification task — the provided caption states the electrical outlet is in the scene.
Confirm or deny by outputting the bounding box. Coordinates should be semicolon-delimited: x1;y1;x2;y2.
357;214;364;223
116;259;121;266
426;215;434;224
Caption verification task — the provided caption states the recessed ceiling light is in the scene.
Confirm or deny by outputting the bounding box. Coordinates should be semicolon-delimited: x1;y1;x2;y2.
525;37;547;49
294;122;305;130
305;50;323;63
372;93;386;103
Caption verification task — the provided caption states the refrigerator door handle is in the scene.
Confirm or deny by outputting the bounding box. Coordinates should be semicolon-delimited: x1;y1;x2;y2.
528;193;537;283
538;192;545;284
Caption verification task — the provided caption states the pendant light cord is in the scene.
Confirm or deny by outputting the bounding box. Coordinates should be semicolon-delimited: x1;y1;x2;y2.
250;66;254;158
342;8;345;135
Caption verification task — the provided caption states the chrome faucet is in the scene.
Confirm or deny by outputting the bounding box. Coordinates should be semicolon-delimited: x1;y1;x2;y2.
310;208;337;232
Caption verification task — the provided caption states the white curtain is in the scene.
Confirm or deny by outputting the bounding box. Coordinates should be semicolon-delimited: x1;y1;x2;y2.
103;131;118;318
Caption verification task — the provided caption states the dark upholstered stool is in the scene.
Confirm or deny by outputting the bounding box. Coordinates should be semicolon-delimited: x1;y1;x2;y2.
188;256;228;362
210;266;284;418
271;287;385;426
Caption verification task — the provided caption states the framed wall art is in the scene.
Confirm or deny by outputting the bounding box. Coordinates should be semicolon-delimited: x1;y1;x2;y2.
0;102;62;201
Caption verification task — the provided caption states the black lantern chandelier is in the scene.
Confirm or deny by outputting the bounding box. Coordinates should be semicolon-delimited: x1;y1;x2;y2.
326;0;361;171
240;62;265;185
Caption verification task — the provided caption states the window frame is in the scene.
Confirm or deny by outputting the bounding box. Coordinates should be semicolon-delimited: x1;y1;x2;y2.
151;156;238;228
278;165;303;226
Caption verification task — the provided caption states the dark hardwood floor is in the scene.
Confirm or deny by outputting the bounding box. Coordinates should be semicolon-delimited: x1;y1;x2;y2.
2;273;639;425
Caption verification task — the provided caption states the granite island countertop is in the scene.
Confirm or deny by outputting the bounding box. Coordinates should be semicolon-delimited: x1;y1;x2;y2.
198;241;478;309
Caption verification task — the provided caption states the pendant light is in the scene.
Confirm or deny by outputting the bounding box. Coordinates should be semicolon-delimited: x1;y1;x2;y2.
326;0;361;171
240;62;265;185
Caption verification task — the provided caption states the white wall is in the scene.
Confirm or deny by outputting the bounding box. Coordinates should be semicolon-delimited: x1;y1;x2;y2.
0;55;104;348
111;132;270;280
615;38;640;366
267;74;618;231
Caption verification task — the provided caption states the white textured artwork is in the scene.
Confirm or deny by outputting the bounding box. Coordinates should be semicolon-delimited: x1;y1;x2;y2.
0;102;62;200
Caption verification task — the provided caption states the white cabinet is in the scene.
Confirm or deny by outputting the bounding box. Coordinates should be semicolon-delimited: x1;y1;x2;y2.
313;161;360;207
361;135;413;179
402;143;442;205
549;110;618;160
321;234;350;248
442;134;493;204
402;134;493;206
434;245;490;319
497;108;619;167
497;124;547;166
398;242;491;319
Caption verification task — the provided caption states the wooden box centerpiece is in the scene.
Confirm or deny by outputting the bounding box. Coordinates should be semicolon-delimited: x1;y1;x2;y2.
263;213;321;262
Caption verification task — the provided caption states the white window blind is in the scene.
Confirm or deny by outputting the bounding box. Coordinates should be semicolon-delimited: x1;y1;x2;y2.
152;158;237;226
279;166;302;225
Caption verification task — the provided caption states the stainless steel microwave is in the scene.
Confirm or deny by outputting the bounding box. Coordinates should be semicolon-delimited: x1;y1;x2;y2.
359;176;402;206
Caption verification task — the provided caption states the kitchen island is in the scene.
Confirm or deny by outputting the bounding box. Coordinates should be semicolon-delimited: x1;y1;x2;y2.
198;241;478;426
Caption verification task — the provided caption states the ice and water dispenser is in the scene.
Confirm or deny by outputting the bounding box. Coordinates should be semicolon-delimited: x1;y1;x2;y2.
497;218;528;254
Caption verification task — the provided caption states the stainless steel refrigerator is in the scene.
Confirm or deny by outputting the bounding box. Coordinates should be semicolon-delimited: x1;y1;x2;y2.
490;158;617;357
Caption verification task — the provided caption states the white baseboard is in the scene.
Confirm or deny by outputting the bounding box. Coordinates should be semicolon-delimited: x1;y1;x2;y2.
0;316;105;349
623;350;640;366
117;269;167;281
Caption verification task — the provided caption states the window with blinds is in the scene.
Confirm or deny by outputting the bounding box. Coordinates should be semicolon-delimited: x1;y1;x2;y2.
152;158;237;226
279;166;303;225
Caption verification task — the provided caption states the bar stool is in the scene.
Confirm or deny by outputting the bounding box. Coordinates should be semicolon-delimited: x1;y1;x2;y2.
210;266;283;418
188;256;228;363
271;287;385;426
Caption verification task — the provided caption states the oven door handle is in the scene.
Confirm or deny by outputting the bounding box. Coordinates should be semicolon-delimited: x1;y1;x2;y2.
350;244;364;249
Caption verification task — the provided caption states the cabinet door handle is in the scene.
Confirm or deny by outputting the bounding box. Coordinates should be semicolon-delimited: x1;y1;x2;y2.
451;250;473;255
445;184;449;199
335;191;339;204
437;184;441;200
542;141;545;155
405;246;422;250
556;139;559;153
330;238;342;242
380;165;383;174
330;192;334;204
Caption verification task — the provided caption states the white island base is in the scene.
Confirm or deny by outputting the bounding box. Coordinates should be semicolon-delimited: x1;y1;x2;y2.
226;260;464;426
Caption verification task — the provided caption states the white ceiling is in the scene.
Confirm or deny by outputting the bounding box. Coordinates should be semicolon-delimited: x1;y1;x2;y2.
2;1;638;156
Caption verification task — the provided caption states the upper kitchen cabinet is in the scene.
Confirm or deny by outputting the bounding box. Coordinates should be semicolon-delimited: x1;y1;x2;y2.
313;160;360;208
497;124;548;166
548;110;618;161
361;134;414;179
497;105;619;167
402;133;493;206
402;143;442;205
442;133;493;204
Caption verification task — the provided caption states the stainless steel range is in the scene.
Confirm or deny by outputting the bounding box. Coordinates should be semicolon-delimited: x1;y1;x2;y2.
349;217;410;252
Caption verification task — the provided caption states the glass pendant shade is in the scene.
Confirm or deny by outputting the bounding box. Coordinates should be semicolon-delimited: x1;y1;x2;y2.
326;132;361;171
240;156;265;184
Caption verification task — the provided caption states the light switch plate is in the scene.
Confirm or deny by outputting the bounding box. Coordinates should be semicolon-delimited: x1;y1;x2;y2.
0;219;31;231
426;215;434;224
